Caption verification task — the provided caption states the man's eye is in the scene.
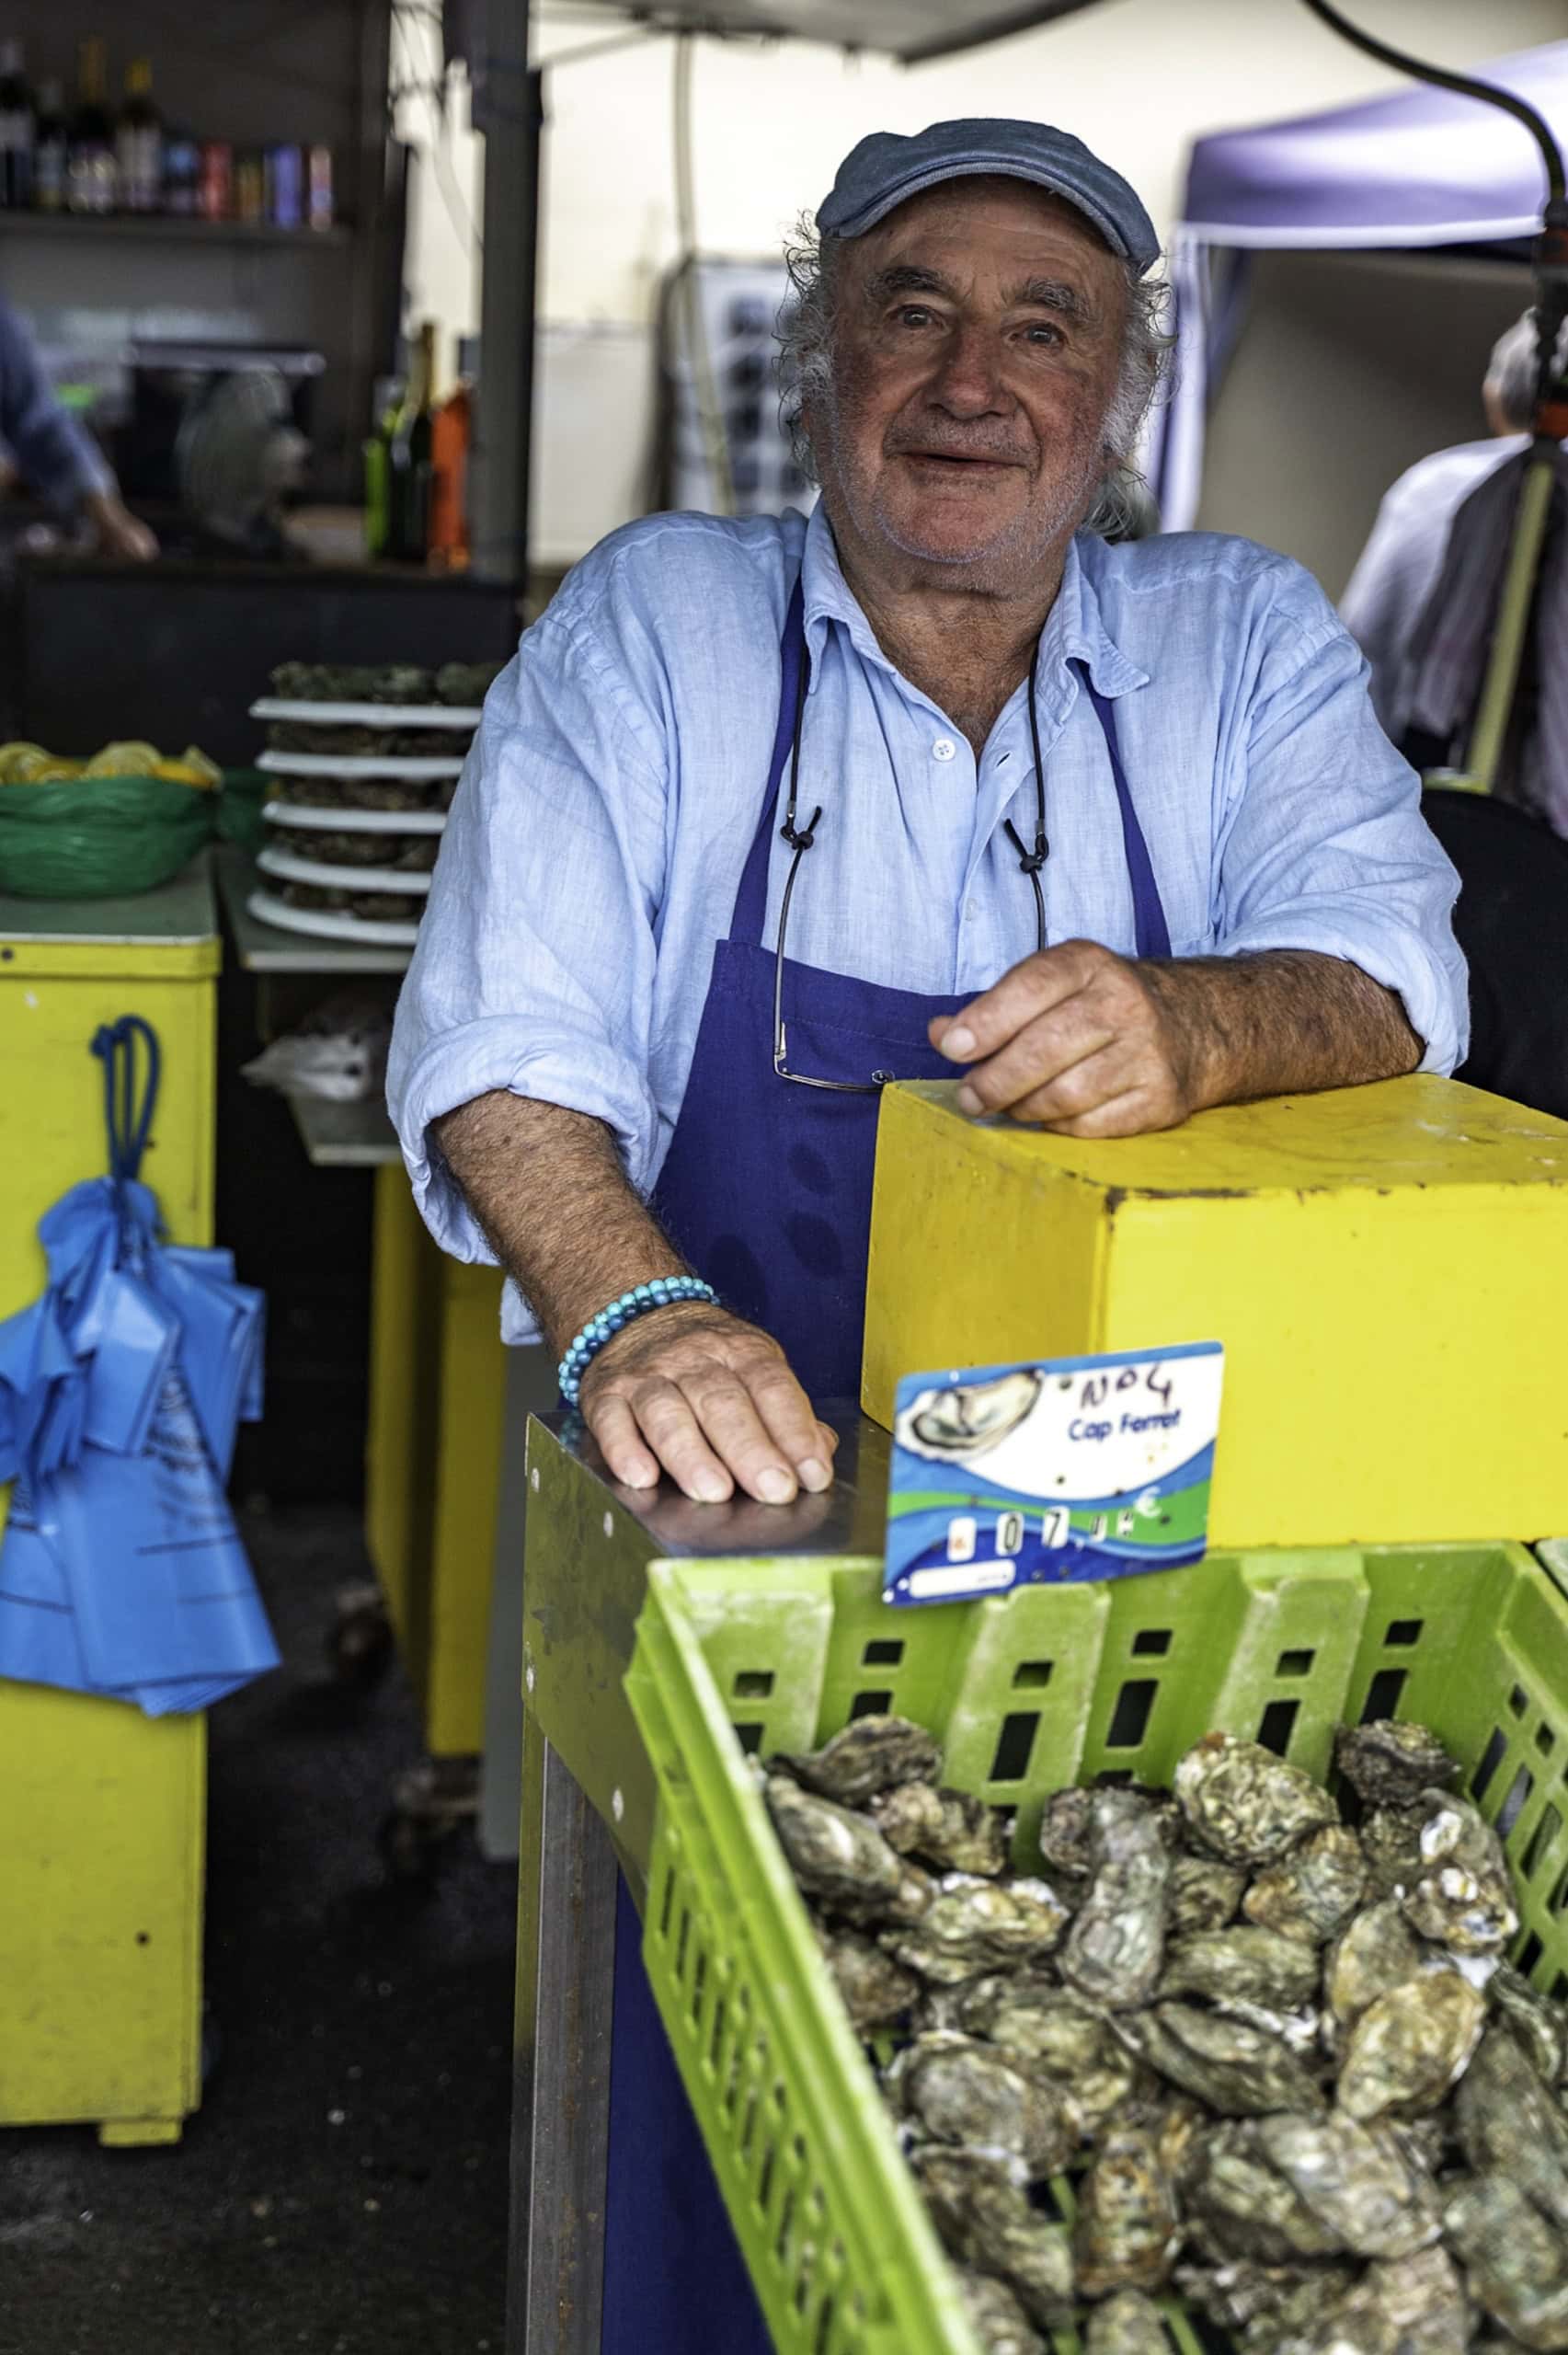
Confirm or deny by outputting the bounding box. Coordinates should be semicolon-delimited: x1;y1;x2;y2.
1024;323;1064;347
896;305;936;328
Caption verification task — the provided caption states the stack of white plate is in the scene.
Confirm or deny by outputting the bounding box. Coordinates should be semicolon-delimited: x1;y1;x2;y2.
246;695;480;948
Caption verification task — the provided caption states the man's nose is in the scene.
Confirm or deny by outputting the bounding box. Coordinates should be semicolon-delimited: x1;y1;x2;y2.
929;324;1009;417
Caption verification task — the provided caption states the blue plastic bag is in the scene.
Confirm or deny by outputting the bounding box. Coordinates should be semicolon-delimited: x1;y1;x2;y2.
0;1017;278;1713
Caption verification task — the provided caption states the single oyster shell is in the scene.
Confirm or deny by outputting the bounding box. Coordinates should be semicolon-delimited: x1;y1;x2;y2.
1158;1924;1321;2010
884;1874;1070;1985
870;1780;1010;1878
954;2268;1047;2355
1173;1733;1337;1866
763;1775;910;1917
1401;1791;1519;1955
770;1715;941;1806
1334;1720;1461;1810
1242;1825;1369;1945
910;2144;1076;2330
1185;2120;1345;2262
1038;1785;1096;1877
1060;1788;1172;2010
1072;2123;1180;2298
816;1924;921;2032
888;2033;1072;2174
1361;1806;1429;1899
1167;1852;1249;1936
1489;1961;1568;2086
1149;2094;1207;2190
1275;2244;1471;2355
1211;1998;1322;2059
1083;2287;1173;2355
1177;2256;1358;2338
957;1978;1101;2071
1443;2171;1568;2350
1457;2028;1568;2234
1324;1898;1425;2028
1250;2110;1442;2257
1115;2001;1327;2117
1337;1964;1488;2120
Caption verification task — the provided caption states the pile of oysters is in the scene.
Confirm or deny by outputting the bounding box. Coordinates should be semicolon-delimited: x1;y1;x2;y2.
761;1717;1568;2352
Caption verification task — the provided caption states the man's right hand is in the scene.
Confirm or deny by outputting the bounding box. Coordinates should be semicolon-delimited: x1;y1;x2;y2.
579;1301;838;1505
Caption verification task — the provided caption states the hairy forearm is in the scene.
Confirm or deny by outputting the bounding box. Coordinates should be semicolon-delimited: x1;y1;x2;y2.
1144;949;1422;1111
431;1091;690;1358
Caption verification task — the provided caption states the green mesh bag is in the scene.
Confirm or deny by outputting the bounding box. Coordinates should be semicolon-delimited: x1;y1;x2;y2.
0;776;216;898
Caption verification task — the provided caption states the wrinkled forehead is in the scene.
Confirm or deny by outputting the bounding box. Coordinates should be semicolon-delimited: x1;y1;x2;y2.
839;176;1123;296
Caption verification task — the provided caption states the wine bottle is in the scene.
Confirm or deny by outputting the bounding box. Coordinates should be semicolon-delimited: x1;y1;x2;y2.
115;57;161;214
387;322;437;564
67;37;116;214
32;77;66;213
0;40;35;212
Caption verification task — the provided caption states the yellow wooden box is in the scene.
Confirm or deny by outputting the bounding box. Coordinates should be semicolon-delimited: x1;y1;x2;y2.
0;867;217;2144
863;1074;1568;1549
364;1164;508;1759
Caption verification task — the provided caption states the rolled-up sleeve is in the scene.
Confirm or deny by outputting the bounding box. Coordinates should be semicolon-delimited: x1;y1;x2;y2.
386;586;670;1282
1212;602;1469;1074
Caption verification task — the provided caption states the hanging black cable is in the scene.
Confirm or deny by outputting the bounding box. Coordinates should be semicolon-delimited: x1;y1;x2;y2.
1297;0;1565;203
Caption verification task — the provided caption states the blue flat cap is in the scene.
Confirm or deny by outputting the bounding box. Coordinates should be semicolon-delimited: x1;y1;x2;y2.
818;118;1159;276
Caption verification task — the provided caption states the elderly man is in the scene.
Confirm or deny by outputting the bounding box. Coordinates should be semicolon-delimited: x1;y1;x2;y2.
391;119;1464;1525
392;118;1464;2348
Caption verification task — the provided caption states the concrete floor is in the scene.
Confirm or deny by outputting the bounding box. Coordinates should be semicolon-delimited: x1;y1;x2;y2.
0;1510;519;2355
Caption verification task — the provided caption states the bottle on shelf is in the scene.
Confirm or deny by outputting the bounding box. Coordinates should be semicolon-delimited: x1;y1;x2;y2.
362;374;402;562
386;321;437;564
0;40;35;212
161;122;200;216
115;56;161;213
429;339;474;572
67;37;116;214
33;77;66;212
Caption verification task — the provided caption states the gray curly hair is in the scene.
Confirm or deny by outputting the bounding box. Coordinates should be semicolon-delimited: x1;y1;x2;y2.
776;213;1173;539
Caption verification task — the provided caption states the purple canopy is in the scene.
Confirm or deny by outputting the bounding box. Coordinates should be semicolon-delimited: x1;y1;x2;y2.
1156;42;1568;525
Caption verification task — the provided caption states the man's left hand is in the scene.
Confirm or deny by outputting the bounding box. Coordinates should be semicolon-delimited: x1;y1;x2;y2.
84;488;159;562
930;938;1205;1137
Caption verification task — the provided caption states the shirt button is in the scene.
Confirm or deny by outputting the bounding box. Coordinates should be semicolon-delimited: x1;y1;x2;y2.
933;736;957;762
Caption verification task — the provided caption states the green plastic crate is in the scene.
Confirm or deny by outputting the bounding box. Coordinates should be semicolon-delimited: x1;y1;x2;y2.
624;1541;1568;2355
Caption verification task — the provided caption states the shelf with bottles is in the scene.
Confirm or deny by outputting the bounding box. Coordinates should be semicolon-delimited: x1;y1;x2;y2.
0;211;349;246
0;36;338;233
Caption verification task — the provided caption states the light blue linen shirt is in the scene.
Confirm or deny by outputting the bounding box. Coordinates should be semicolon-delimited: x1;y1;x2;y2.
389;502;1468;1342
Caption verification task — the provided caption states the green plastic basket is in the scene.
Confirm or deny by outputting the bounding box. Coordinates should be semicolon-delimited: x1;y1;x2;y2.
624;1542;1568;2355
0;775;214;898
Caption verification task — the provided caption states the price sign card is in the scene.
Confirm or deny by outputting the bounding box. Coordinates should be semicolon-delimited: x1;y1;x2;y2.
883;1342;1224;1608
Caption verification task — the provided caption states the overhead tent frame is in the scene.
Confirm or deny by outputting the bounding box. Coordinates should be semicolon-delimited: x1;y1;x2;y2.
466;0;1110;583
1155;40;1568;530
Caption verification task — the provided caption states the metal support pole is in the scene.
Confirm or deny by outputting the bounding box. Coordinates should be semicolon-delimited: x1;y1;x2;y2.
471;2;544;587
508;1714;618;2355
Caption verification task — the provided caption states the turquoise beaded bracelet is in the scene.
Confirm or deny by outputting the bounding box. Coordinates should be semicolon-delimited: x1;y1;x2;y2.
557;1275;717;1406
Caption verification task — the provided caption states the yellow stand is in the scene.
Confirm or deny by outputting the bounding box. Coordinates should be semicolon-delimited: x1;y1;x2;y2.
0;865;217;2145
864;1074;1568;1550
364;1165;508;1758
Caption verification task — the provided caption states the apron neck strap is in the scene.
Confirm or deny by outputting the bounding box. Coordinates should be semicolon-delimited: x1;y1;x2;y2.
728;575;807;948
1078;667;1172;962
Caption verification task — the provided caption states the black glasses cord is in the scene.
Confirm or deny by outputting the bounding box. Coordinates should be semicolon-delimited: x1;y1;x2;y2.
778;632;1048;957
1002;636;1049;954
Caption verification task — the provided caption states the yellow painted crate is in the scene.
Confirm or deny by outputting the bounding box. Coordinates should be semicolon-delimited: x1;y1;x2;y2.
0;867;216;2143
864;1075;1568;1549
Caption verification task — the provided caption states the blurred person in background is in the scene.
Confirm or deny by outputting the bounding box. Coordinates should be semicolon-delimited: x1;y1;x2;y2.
0;292;156;560
1340;311;1562;743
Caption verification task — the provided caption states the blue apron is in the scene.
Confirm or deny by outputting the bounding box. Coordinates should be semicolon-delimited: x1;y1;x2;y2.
601;580;1170;2354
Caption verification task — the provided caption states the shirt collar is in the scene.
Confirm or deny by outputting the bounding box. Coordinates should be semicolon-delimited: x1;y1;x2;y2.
798;500;1149;705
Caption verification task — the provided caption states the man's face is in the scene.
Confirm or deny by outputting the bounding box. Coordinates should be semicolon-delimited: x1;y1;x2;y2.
807;178;1130;590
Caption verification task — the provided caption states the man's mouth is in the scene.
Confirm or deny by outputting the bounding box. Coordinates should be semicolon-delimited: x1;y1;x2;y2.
896;450;1020;473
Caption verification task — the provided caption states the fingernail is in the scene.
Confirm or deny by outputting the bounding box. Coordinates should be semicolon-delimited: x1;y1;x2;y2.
956;1085;981;1115
940;1025;976;1060
757;1467;794;1504
624;1463;658;1488
798;1456;831;1493
695;1472;730;1503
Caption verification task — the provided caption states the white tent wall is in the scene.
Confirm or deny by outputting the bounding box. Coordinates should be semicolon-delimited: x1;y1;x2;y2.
397;0;1568;564
1195;248;1534;600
